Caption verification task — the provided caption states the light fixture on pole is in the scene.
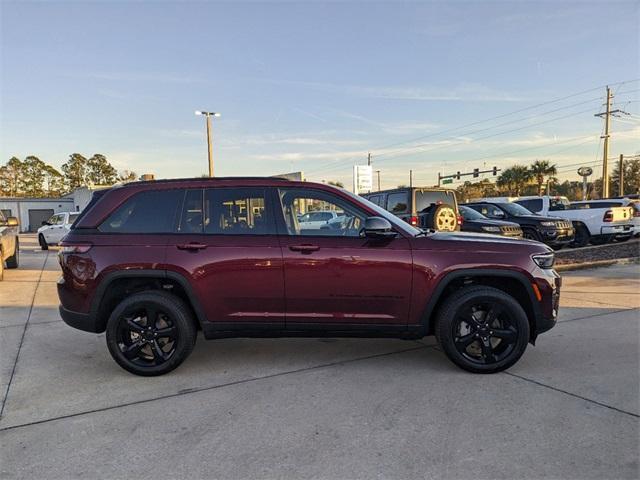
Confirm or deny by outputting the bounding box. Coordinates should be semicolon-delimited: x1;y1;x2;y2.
195;110;221;177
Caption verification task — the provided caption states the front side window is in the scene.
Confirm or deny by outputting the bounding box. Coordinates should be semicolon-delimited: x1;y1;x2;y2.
279;189;365;237
387;192;409;213
68;213;80;225
99;189;182;233
470;204;505;218
203;187;275;235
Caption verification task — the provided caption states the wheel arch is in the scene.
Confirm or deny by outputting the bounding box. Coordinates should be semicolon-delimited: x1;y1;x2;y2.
89;269;206;333
421;268;543;342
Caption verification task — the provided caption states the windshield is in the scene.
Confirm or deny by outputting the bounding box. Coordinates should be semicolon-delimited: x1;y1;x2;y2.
500;202;534;216
459;205;485;220
342;189;422;236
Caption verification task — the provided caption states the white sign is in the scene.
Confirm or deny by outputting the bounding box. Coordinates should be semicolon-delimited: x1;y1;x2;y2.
353;165;373;194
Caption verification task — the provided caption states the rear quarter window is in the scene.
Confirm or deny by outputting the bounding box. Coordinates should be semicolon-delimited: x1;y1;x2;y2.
99;189;182;233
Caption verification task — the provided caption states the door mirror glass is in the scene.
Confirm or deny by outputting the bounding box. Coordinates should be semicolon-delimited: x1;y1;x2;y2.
363;217;397;239
7;217;19;227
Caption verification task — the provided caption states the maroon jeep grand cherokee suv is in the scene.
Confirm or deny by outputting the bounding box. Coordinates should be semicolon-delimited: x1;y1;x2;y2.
58;177;560;376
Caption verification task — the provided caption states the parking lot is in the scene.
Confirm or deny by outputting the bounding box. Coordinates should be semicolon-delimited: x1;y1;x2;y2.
1;235;638;479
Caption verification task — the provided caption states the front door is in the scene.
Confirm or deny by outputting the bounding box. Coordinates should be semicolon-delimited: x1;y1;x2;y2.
276;187;413;327
165;187;285;327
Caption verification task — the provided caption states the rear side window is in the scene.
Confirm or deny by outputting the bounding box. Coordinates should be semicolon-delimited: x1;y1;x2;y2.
99;189;182;233
387;192;409;213
203;188;275;235
516;199;543;213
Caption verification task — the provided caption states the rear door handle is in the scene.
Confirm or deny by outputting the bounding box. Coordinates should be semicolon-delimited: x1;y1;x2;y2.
177;242;207;251
289;244;320;253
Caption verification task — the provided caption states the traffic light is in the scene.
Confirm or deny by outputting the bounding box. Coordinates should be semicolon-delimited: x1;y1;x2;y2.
473;168;479;178
493;166;498;176
456;171;461;180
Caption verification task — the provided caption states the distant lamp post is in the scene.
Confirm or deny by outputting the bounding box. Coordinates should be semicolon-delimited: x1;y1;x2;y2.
195;110;221;177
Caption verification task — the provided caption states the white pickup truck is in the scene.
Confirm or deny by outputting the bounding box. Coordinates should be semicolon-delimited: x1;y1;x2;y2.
513;196;634;247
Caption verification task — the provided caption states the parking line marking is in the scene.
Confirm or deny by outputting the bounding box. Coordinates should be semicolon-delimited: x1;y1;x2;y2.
0;344;432;432
558;307;639;324
504;372;640;419
0;251;49;418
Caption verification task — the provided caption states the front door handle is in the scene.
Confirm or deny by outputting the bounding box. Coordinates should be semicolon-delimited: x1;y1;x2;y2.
177;242;207;251
289;244;320;254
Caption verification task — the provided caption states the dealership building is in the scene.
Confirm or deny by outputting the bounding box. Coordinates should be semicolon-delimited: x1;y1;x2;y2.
0;186;106;232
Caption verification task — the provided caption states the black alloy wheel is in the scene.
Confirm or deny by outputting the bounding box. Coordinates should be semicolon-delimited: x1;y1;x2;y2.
436;286;529;373
106;291;196;376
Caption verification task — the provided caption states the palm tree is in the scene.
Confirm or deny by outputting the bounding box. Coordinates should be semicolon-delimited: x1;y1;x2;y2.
530;160;557;195
497;165;532;196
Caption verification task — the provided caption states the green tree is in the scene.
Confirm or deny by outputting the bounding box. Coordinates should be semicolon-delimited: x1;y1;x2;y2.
455;179;499;202
0;157;23;196
21;156;47;197
62;153;88;189
611;157;640;196
43;164;65;197
87;154;118;185
529;160;557;195
497;165;532;196
118;170;138;183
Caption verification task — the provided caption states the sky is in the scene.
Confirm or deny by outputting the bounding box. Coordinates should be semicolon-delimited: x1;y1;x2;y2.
1;0;639;190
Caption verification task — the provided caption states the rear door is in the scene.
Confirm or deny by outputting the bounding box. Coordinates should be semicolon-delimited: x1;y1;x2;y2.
165;187;285;327
276;187;413;327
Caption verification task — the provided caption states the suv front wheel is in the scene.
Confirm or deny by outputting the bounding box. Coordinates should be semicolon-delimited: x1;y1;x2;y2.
106;291;197;376
435;286;529;373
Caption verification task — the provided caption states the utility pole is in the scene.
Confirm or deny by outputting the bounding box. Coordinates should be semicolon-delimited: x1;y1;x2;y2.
595;87;628;198
619;154;624;197
375;170;381;191
409;170;413;188
195;110;221;177
367;152;371;166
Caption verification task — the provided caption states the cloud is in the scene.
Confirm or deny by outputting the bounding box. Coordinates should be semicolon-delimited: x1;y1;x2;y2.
267;79;529;102
82;72;204;84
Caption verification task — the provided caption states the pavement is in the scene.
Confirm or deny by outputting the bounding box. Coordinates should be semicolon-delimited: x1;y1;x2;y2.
1;234;639;479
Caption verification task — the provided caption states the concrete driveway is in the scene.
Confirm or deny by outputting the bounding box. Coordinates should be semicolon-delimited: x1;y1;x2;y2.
1;235;638;479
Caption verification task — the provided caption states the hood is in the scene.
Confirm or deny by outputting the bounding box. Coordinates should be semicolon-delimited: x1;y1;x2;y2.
465;218;520;227
515;214;564;222
425;230;549;250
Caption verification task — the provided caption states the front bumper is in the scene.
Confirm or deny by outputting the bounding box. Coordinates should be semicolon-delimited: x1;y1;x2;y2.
541;227;575;245
531;268;561;340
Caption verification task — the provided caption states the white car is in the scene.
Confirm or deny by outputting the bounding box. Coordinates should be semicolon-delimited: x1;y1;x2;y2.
512;195;634;247
37;211;79;250
297;210;341;229
569;198;640;240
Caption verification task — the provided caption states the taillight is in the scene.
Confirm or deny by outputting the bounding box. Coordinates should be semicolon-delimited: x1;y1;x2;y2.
457;215;463;226
60;243;92;254
410;216;418;226
603;210;613;222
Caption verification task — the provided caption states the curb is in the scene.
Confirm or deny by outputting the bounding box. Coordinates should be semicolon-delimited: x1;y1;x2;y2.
555;256;640;272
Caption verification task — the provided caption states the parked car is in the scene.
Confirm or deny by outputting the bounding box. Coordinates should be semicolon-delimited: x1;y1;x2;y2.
459;206;523;238
512;195;634;247
58;177;561;376
465;201;574;248
297;210;341;230
567;199;638;243
362;187;460;232
37;211;80;250
0;210;20;281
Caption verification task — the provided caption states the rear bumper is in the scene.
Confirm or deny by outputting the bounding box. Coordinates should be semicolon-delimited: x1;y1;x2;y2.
601;224;634;237
59;305;101;333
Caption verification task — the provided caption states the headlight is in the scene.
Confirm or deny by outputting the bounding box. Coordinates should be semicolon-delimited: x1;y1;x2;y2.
482;226;501;232
532;252;555;269
540;221;556;227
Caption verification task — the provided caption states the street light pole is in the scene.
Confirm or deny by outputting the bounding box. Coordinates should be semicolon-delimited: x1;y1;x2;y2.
195;111;221;177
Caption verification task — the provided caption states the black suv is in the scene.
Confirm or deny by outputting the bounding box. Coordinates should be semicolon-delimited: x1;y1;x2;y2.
465;201;574;248
362;187;460;232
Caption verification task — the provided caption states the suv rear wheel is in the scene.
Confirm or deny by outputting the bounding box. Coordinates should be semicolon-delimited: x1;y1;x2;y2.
38;234;48;250
106;291;197;376
435;286;529;373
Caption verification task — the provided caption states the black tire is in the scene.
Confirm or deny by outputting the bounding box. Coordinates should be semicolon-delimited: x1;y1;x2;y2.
106;291;197;376
6;238;19;269
435;286;530;374
590;235;613;246
522;229;542;242
425;204;457;232
570;225;590;248
38;234;48;250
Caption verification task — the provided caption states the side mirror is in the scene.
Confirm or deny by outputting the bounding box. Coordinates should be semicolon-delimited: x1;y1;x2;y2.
7;217;19;227
42;221;50;226
363;217;397;239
